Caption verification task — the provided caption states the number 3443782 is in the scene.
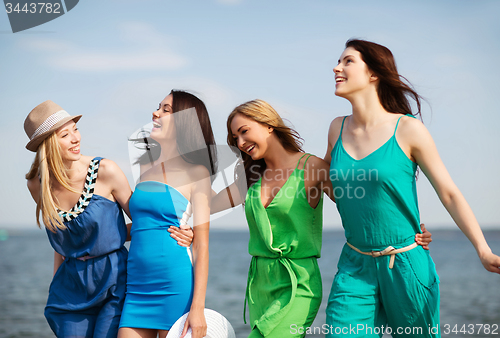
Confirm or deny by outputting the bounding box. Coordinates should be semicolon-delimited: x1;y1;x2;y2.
442;324;498;335
5;3;62;14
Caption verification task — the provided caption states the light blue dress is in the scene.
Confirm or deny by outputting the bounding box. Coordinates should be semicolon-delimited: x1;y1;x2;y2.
45;157;128;338
119;181;194;330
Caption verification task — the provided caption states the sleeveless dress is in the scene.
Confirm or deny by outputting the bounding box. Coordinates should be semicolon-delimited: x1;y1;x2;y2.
326;116;440;337
244;154;323;338
45;157;128;338
119;181;194;330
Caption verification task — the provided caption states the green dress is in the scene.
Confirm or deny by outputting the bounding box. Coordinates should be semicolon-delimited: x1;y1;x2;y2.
244;154;323;338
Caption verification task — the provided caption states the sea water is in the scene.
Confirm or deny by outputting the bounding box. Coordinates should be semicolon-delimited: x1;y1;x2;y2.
0;228;499;337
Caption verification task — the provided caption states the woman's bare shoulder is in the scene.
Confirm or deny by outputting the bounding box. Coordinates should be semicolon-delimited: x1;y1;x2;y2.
305;154;329;169
96;158;124;176
27;176;40;192
328;115;348;143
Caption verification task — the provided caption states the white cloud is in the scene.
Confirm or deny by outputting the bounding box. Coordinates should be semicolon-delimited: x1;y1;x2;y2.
50;51;187;71
18;22;188;72
216;0;243;5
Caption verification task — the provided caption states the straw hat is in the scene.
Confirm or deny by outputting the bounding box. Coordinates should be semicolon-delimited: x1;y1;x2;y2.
166;309;236;338
24;100;82;152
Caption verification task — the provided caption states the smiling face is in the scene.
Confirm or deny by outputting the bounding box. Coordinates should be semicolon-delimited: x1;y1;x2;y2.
333;47;377;99
150;94;176;142
56;120;81;162
230;113;273;160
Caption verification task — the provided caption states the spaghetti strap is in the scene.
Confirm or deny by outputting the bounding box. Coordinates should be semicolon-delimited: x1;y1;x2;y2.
393;115;404;136
302;154;313;169
295;153;308;170
161;162;168;185
339;116;347;139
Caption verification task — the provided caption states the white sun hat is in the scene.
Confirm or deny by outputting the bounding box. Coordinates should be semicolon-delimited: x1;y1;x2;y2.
166;309;236;338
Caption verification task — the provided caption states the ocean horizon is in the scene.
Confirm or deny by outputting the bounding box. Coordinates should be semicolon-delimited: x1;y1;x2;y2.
1;228;499;337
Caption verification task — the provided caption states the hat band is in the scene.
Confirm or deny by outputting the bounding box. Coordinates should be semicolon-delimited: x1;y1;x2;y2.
30;110;70;140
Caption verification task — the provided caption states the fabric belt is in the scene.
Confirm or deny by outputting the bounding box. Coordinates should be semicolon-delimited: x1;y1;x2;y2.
76;255;98;261
72;248;122;261
244;255;298;336
346;242;418;269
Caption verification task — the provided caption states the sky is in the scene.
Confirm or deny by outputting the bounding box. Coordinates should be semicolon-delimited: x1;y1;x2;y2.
1;0;499;230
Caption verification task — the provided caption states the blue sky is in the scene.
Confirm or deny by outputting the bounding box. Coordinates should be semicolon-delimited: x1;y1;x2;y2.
1;0;499;230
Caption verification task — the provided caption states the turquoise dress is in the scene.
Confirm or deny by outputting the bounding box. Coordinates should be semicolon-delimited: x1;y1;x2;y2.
119;181;194;330
326;116;440;337
45;157;128;338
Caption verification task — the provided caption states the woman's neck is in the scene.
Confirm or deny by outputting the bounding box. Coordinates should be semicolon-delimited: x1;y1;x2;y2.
348;89;389;128
262;139;300;171
61;157;84;180
157;142;183;166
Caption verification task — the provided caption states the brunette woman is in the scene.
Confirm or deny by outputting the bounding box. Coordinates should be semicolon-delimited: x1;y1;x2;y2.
324;39;500;337
118;90;216;338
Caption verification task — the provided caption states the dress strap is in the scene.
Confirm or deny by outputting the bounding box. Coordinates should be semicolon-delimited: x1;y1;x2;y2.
339;116;347;140
58;157;102;222
161;162;168;185
295;153;308;170
393;115;404;136
302;154;312;170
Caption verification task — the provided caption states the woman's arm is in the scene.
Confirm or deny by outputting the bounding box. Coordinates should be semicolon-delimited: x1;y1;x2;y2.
211;182;243;214
403;118;500;273
305;156;336;203
181;167;211;338
98;159;133;219
171;179;243;245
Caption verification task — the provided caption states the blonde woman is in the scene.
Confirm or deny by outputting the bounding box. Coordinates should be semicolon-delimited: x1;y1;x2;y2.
24;100;191;338
206;99;432;338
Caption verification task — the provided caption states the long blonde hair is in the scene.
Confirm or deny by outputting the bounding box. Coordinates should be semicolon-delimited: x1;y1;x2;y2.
226;99;304;190
25;132;80;232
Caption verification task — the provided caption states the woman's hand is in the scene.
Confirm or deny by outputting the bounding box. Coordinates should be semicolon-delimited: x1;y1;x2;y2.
479;251;500;274
168;225;194;247
415;223;432;250
180;309;207;338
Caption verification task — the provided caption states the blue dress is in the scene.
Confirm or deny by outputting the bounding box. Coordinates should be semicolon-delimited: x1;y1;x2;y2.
45;157;128;338
119;181;194;330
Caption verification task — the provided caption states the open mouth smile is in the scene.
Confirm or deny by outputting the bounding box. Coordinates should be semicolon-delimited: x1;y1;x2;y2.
245;144;255;153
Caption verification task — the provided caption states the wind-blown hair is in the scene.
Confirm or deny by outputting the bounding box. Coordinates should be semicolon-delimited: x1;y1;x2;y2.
25;133;80;232
346;39;422;119
226;99;303;191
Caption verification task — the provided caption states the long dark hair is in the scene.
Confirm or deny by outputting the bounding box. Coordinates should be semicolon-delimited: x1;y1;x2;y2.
132;90;218;181
226;99;303;191
346;39;422;119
